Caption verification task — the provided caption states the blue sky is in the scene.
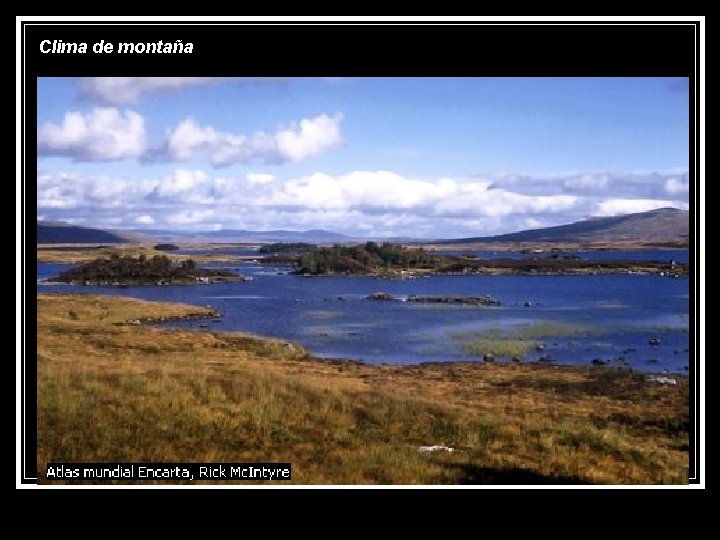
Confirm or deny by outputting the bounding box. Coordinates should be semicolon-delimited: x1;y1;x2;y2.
36;77;689;238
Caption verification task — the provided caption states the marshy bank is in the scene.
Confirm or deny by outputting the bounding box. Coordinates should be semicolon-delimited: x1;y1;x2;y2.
36;293;689;485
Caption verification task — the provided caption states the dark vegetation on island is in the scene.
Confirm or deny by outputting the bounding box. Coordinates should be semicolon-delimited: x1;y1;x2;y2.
294;242;448;275
45;242;689;285
260;242;689;277
54;254;246;285
259;242;317;255
436;256;688;276
153;243;180;251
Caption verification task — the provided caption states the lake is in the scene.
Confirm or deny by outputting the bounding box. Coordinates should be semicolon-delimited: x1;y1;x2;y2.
434;248;689;262
36;251;691;374
174;246;690;263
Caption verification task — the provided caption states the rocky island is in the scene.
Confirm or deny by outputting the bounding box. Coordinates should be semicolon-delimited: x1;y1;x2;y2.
51;254;248;286
367;292;502;306
290;242;450;275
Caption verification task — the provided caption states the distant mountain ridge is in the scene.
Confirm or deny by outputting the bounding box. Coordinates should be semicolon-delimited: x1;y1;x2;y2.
37;208;689;246
139;228;350;244
37;222;132;244
437;208;689;246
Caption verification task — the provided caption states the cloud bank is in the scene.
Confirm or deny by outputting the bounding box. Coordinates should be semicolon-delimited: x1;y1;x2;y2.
37;169;690;238
75;77;288;104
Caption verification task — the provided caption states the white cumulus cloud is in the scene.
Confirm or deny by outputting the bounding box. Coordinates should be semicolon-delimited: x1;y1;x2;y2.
595;198;687;217
275;114;344;162
265;171;577;219
152;169;210;199
246;173;275;184
37;108;147;161
664;177;689;195
159;113;343;167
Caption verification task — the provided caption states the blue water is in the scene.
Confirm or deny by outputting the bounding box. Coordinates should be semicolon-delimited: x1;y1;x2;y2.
435;249;689;262
172;246;689;263
176;247;260;256
36;255;691;374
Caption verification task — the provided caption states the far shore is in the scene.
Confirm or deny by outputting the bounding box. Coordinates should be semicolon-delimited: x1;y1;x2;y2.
36;244;257;264
36;243;689;278
416;241;688;252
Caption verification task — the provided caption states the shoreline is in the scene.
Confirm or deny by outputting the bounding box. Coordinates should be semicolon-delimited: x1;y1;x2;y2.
36;244;690;280
36;244;689;265
35;291;690;380
36;293;690;484
290;268;689;278
86;293;683;378
35;289;689;375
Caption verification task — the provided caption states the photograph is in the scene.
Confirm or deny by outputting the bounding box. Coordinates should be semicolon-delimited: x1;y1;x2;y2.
23;19;700;487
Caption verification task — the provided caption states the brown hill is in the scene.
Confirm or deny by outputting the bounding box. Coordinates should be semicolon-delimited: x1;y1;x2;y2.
440;208;689;246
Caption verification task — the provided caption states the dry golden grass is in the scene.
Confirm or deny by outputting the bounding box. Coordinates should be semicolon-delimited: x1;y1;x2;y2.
37;293;689;485
37;245;250;264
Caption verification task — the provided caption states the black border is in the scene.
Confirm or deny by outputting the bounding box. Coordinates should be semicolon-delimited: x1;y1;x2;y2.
692;22;701;484
21;19;701;487
25;22;694;76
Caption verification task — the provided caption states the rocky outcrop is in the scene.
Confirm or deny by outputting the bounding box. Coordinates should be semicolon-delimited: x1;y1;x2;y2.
367;292;394;301
123;309;222;326
366;293;501;306
406;295;501;306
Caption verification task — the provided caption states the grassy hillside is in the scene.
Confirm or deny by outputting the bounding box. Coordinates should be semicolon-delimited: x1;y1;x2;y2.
37;222;131;244
37;294;689;485
439;208;689;246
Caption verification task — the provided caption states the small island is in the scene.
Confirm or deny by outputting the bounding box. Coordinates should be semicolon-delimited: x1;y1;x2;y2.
52;254;248;286
259;242;317;255
292;242;450;275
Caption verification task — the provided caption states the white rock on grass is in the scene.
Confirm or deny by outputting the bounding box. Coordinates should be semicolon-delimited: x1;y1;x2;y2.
418;445;455;453
645;375;677;385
